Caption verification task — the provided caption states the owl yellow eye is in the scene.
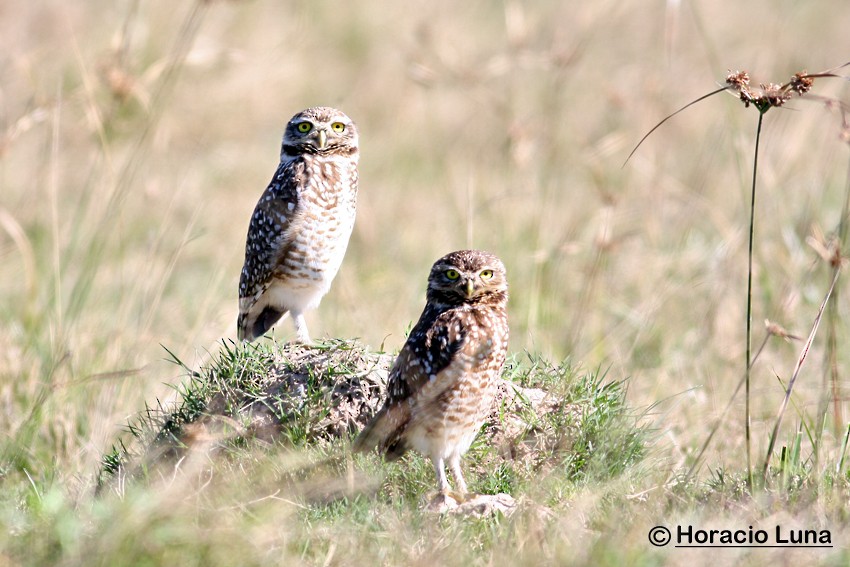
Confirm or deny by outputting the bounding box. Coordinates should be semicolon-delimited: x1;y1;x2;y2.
331;122;345;133
445;269;460;280
480;269;494;279
296;122;312;133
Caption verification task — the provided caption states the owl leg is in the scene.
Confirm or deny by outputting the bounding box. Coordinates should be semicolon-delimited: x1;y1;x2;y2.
425;455;470;512
292;312;312;344
433;456;450;493
448;455;468;496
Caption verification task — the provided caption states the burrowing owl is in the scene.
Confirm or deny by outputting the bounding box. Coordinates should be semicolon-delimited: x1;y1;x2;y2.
355;250;509;497
237;107;359;343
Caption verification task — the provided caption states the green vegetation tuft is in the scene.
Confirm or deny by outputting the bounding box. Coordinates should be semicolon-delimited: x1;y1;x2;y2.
98;340;648;501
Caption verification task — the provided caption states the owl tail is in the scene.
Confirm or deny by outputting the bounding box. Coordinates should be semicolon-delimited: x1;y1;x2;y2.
353;404;410;461
237;304;288;342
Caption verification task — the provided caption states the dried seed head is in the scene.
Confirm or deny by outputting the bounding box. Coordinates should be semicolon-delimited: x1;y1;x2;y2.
725;71;761;108
764;319;800;341
826;241;843;268
789;72;814;96
806;229;845;268
97;60;136;102
726;69;816;111
726;70;750;90
764;319;800;342
760;83;791;108
739;91;755;108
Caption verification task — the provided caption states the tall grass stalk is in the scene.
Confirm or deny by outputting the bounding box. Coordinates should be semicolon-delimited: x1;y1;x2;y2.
837;423;850;475
686;326;776;479
763;268;840;477
831;155;850;426
66;0;210;324
743;109;766;490
815;153;850;454
628;66;848;489
0;0;212;477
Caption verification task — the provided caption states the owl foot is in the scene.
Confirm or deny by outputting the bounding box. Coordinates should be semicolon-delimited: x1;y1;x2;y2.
426;490;461;513
426;489;476;512
427;492;518;517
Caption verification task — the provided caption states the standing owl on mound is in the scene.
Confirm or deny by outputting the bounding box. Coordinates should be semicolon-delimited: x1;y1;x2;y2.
355;250;510;499
237;107;359;343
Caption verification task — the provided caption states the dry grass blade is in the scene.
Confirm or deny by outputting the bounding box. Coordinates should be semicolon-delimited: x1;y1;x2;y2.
0;208;37;309
623;86;727;166
65;0;211;322
762;267;841;477
810;60;850;80
685;321;796;479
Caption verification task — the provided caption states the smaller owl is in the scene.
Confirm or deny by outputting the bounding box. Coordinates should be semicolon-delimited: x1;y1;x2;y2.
354;250;509;499
237;107;359;344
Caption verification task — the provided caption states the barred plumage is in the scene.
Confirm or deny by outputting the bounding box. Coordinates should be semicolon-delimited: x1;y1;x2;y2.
355;250;510;498
237;107;359;343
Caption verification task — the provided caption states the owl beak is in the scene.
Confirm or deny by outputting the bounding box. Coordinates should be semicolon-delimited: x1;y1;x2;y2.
317;129;328;150
465;279;475;298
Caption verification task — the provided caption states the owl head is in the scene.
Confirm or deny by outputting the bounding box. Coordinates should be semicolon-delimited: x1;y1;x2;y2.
426;249;508;307
281;106;359;158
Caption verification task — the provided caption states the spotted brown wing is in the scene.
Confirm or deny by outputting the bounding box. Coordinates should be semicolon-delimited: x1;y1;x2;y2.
236;159;306;340
353;306;467;458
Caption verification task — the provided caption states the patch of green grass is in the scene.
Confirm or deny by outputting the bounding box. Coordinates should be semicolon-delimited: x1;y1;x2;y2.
101;341;649;510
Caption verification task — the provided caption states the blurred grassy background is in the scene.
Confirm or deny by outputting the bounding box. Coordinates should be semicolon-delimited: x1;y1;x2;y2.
1;0;850;562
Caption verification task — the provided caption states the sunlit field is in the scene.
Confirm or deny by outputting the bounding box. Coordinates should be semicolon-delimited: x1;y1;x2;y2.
2;1;850;564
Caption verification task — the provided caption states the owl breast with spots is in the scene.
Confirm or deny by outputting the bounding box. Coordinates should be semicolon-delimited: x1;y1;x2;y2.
276;153;358;287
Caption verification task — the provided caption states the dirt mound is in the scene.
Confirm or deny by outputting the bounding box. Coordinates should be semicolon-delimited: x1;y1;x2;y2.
181;341;560;454
99;339;642;514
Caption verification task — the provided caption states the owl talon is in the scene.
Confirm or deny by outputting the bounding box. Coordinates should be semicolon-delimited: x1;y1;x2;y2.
427;491;461;512
448;490;469;503
458;491;479;502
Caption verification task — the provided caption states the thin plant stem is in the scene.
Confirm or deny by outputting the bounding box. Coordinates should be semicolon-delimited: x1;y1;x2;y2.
624;87;726;166
685;331;771;479
832;155;850;426
839;156;850;244
762;268;840;478
569;212;610;352
814;150;850;458
745;110;766;490
838;423;850;475
65;0;210;322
